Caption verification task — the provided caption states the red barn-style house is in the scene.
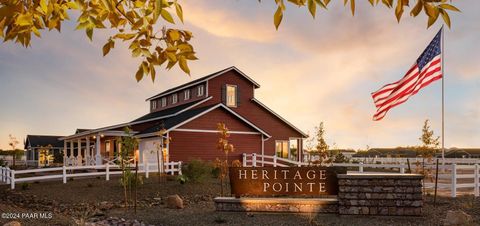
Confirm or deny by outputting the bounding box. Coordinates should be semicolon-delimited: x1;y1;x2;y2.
47;67;307;167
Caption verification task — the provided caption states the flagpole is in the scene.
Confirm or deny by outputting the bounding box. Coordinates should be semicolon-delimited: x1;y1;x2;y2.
441;26;445;164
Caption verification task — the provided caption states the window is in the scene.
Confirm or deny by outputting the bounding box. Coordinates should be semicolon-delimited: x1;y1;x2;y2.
161;97;167;107
184;89;191;100
197;85;204;96
152;100;157;109
172;93;178;104
226;85;237;107
275;141;289;159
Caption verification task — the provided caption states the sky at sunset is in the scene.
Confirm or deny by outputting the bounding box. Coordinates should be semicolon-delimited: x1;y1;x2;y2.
0;1;479;150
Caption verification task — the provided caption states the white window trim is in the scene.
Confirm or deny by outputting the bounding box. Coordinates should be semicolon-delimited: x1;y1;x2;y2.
226;84;237;107
184;89;190;100
172;93;178;104
161;97;167;107
152;100;157;109
197;85;204;96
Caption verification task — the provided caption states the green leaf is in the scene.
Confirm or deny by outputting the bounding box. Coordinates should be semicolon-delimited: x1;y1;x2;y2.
154;0;162;21
274;6;283;30
160;9;175;24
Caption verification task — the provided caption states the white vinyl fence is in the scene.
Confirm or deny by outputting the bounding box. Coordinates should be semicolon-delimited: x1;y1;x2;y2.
0;161;182;190
243;153;480;198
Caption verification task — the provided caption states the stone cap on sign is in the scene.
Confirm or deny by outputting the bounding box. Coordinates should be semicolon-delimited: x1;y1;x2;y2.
214;197;338;204
337;173;424;179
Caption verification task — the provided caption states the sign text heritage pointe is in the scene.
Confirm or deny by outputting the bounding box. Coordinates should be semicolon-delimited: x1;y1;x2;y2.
229;167;339;196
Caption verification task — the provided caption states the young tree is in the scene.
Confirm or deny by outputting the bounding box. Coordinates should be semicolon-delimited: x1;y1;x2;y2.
418;119;440;159
118;127;141;209
0;1;459;83
8;135;21;167
216;123;234;196
313;122;329;165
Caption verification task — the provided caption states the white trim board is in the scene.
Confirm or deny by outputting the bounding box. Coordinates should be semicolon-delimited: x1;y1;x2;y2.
137;103;271;138
173;128;261;135
60;97;212;141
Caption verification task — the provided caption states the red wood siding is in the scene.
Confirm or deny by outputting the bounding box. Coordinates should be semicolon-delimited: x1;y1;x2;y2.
178;108;257;132
195;70;304;157
169;131;261;162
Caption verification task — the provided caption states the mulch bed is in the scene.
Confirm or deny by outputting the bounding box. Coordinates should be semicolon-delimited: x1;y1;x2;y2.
0;174;479;226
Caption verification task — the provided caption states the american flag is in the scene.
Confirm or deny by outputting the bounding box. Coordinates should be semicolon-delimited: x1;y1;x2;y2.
372;28;443;121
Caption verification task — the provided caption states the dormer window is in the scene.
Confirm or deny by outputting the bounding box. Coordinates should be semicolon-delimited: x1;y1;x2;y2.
172;93;178;104
152;100;157;109
226;84;237;107
161;97;167;107
197;85;204;96
184;89;191;100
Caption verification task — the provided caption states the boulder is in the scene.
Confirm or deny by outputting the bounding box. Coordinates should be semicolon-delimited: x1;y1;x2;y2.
443;210;472;226
3;221;21;226
166;195;184;209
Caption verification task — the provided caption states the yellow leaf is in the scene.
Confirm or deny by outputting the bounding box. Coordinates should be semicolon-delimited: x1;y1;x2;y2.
40;0;48;14
32;26;41;37
66;1;79;9
175;2;184;23
154;0;162;21
410;0;422;17
135;65;144;82
439;9;451;28
178;56;190;75
274;6;283;30
168;29;180;41
350;0;355;16
308;0;316;18
102;39;114;56
114;33;136;40
438;4;460;12
16;14;33;26
86;28;93;41
160;9;175;24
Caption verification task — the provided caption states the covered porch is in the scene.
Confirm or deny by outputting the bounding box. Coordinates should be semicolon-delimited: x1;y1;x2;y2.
60;130;137;166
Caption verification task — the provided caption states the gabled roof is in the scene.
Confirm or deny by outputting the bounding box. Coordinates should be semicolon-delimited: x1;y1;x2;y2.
251;98;308;138
25;135;64;149
75;129;91;134
146;66;261;101
60;97;212;141
136;103;271;138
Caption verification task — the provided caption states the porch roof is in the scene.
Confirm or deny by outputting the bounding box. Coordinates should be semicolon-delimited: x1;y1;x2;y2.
136;103;271;138
25;135;64;149
131;98;207;123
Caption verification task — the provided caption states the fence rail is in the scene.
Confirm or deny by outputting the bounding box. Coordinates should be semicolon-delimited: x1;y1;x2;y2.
0;161;182;190
243;153;480;198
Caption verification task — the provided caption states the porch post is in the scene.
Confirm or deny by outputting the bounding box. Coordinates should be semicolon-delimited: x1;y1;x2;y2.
95;133;102;165
69;140;73;158
63;140;67;165
166;132;170;163
78;138;83;165
86;137;90;164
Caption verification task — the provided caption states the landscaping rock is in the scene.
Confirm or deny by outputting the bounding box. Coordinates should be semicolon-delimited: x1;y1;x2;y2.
166;195;184;209
3;221;21;226
443;210;473;226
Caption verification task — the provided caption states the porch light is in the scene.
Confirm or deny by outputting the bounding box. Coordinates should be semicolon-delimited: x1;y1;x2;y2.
92;136;96;139
100;134;104;138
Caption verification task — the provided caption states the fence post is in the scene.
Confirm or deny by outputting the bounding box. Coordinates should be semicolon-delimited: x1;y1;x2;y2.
359;162;364;173
273;155;277;167
145;161;149;179
451;163;457;198
106;164;110;181
178;161;182;175
6;167;10;184
242;153;247;167
63;166;67;184
10;170;15;190
252;153;257;167
1;167;3;182
400;164;405;174
474;164;479;197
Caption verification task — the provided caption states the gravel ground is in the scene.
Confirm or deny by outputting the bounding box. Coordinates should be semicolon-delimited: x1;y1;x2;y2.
0;174;479;226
